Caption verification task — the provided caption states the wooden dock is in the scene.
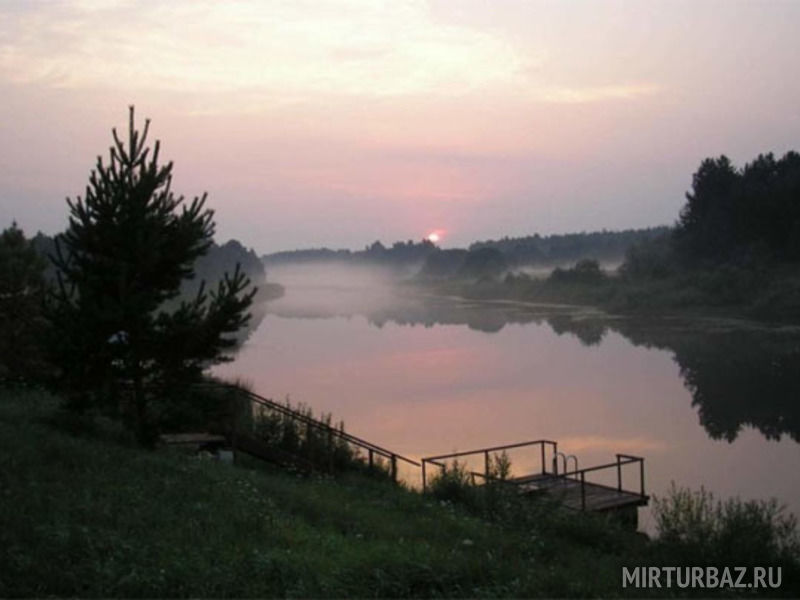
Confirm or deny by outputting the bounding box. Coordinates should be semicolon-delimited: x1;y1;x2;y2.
421;441;648;516
513;473;648;512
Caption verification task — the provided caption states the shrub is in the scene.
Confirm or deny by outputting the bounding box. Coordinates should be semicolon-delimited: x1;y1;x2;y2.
428;460;480;507
548;259;606;285
652;484;800;567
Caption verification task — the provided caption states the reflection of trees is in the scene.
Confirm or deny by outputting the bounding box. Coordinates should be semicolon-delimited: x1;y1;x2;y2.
671;332;800;443
551;316;800;444
546;315;607;346
265;294;567;334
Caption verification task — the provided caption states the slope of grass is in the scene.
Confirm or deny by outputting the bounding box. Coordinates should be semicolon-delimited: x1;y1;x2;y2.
0;387;633;597
2;387;797;598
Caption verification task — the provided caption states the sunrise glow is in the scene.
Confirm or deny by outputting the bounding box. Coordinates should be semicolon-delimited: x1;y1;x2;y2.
426;230;445;243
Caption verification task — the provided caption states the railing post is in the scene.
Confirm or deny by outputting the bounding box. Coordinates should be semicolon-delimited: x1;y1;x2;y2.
391;455;397;482
640;459;645;497
328;429;336;473
580;472;586;510
421;460;427;492
552;442;558;475
368;448;374;470
617;455;622;491
540;442;545;475
484;450;490;480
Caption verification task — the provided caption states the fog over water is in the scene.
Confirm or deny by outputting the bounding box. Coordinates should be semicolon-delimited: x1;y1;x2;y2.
215;264;800;531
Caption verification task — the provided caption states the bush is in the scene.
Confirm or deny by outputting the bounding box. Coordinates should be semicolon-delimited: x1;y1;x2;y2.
620;233;677;280
652;484;800;568
428;460;479;507
548;259;606;285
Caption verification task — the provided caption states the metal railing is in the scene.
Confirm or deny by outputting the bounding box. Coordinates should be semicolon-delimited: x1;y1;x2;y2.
420;439;558;492
420;440;646;511
553;453;646;510
197;382;419;480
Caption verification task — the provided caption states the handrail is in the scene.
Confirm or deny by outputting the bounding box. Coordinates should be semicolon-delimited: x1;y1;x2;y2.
240;387;420;466
191;382;420;471
558;456;643;478
558;453;647;507
420;439;557;492
422;439;557;462
421;444;647;509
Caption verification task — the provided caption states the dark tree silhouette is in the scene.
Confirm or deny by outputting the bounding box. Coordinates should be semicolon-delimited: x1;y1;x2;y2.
49;107;256;444
458;247;508;280
0;223;47;380
674;151;800;264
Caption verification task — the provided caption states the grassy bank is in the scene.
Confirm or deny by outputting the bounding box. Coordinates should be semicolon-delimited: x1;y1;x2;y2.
1;387;798;597
422;262;800;322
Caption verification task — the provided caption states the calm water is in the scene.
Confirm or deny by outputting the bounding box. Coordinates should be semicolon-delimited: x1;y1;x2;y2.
215;270;800;531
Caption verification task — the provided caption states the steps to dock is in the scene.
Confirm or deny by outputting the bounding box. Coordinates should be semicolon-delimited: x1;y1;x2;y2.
170;383;648;515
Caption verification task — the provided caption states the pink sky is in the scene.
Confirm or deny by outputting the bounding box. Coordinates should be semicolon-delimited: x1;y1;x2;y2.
2;0;799;252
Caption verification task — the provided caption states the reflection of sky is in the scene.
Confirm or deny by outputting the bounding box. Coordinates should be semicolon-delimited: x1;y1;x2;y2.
3;1;800;250
215;292;800;531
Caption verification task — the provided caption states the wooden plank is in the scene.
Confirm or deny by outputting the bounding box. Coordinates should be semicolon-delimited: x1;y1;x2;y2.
511;473;648;512
160;433;226;445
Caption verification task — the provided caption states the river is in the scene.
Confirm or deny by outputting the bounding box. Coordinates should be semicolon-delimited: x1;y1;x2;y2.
214;267;800;532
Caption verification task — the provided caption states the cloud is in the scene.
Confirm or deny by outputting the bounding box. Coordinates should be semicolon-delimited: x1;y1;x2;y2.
0;0;659;110
0;0;525;98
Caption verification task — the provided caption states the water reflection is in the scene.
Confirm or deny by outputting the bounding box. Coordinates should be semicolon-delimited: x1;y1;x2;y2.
565;317;800;444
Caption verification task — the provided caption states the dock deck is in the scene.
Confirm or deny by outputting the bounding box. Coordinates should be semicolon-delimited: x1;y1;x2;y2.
513;473;648;512
421;441;648;514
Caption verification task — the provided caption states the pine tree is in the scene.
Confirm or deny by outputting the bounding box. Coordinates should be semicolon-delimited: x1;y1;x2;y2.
50;107;255;444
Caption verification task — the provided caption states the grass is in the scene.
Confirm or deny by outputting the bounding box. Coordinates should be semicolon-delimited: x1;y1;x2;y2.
1;387;798;598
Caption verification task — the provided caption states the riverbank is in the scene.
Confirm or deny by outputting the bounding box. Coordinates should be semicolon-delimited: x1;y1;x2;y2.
2;387;798;597
415;262;800;324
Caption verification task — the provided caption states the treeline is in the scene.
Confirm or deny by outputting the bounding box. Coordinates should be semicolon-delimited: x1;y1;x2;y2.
262;239;438;269
614;151;800;316
675;152;800;265
263;228;668;277
622;151;800;280
469;227;670;266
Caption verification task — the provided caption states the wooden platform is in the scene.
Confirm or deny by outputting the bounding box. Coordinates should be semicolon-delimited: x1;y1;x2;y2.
159;433;226;446
512;473;648;512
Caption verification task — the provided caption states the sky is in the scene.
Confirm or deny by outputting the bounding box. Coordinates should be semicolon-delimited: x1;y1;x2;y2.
2;0;800;253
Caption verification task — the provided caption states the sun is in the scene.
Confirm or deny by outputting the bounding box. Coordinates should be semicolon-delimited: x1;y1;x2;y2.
426;229;445;243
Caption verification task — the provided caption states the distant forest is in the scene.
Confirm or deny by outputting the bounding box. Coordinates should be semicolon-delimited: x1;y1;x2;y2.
469;227;670;266
262;239;437;270
262;227;669;272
